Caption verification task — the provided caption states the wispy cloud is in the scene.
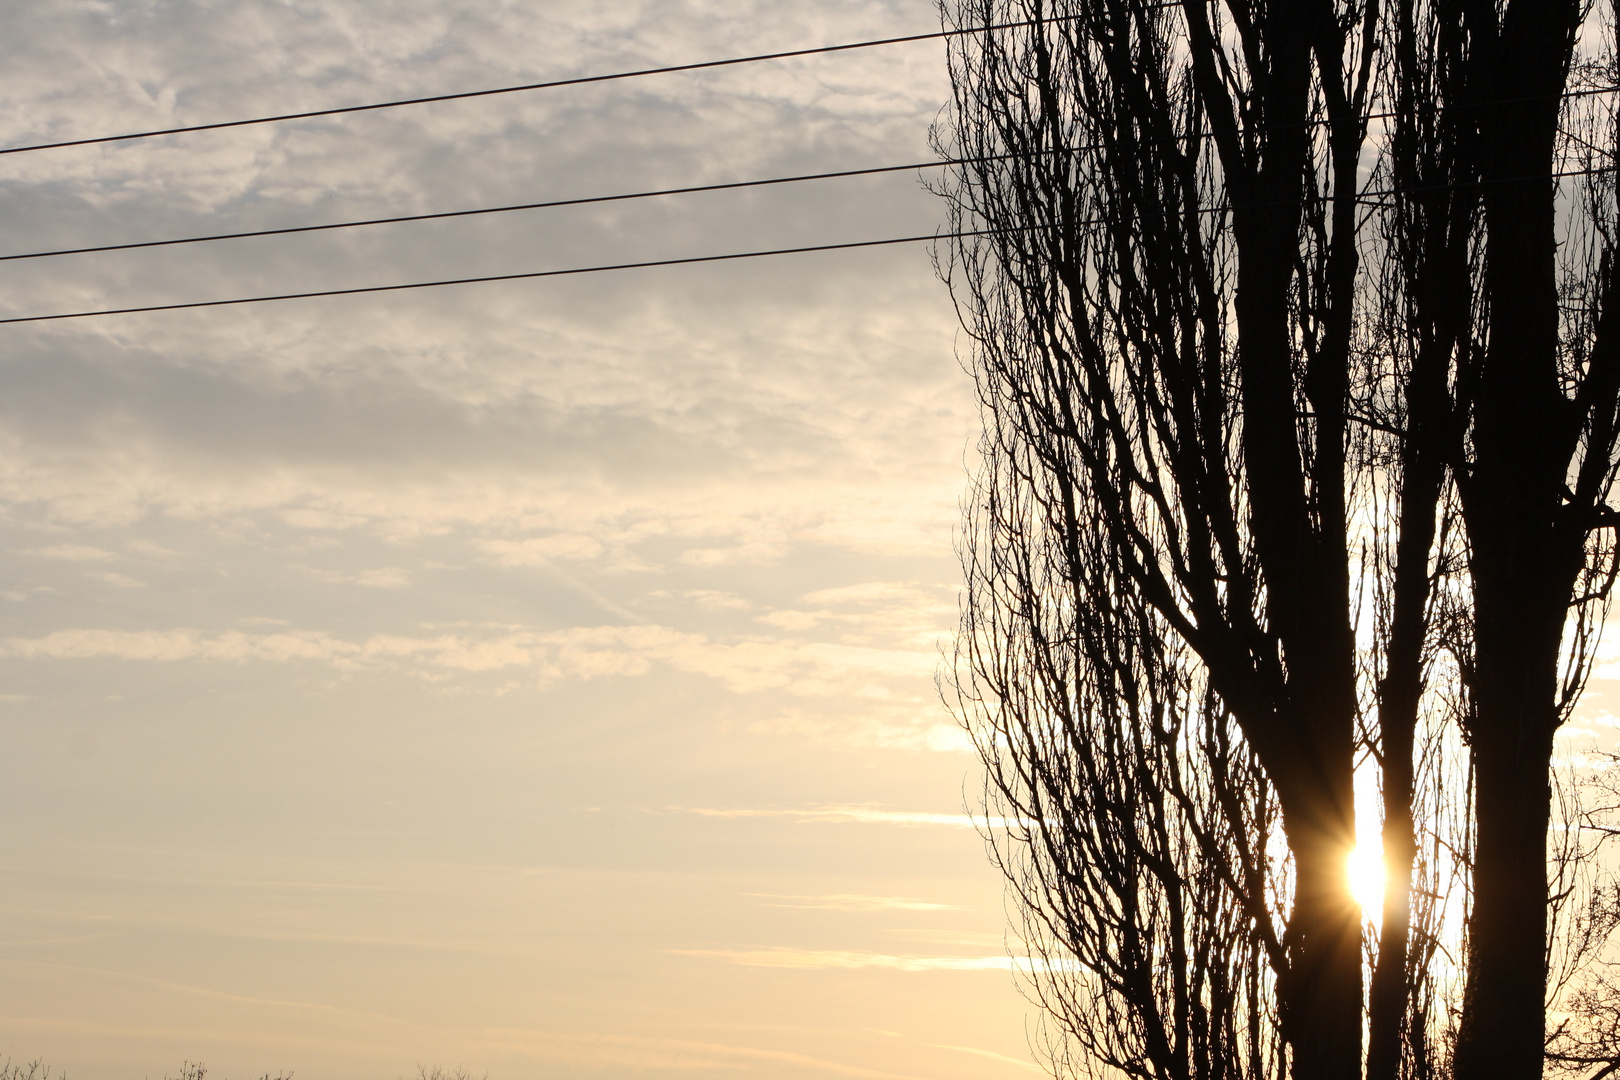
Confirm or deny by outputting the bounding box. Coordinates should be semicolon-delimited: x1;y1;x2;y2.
0;628;345;663
685;804;976;828
0;621;941;695
28;544;116;561
746;893;959;911
893;929;1004;947
0;623;972;751
300;565;412;588
748;893;959;913
932;1044;1044;1072
676;947;1083;977
683;803;1030;829
479;534;606;565
84;570;145;588
671;947;1013;971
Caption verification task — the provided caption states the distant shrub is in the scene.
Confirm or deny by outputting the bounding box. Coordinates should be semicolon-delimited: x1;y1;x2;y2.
2;1055;462;1080
415;1067;485;1080
1;1059;65;1080
159;1062;289;1080
164;1065;291;1080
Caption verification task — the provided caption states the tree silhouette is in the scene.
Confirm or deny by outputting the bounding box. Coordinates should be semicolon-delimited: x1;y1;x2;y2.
937;2;1620;1077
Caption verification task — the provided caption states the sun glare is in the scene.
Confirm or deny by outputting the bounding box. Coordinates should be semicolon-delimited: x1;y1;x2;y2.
1348;841;1387;916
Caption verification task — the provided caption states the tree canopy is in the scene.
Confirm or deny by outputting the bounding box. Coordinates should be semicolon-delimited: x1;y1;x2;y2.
938;2;1620;1077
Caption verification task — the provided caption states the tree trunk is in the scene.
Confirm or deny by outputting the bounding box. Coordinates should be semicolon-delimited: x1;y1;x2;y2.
1272;696;1362;1080
1367;687;1417;1080
1452;644;1558;1080
1280;807;1364;1080
1451;6;1583;1075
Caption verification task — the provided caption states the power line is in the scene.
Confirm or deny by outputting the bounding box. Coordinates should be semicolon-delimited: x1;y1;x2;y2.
0;17;1101;158
0;157;977;263
0;0;1606;160
0;229;1007;325
0;4;1206;158
12;142;1608;266
0;153;1612;324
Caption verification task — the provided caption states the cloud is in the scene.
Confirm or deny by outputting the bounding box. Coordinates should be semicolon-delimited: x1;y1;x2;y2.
748;705;970;752
301;565;412;588
0;622;946;702
27;544;116;561
124;538;180;558
893;929;1003;947
745;893;959;911
670;947;1013;971
669;589;752;611
0;0;969;566
675;947;1081;978
932;1045;1043;1072
688;805;970;826
757;582;956;648
0;628;350;664
681;804;1027;829
479;534;606;565
678;541;788;567
84;570;145;588
758;609;824;631
0;563;963;757
803;582;941;606
355;568;411;588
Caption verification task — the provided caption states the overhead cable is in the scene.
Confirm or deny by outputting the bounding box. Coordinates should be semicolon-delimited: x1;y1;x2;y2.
1;159;1614;324
0;156;979;262
6;151;1608;266
0;11;1175;157
2;11;1601;160
0;229;1012;325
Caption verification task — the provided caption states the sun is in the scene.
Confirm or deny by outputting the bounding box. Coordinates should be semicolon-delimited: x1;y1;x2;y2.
1348;840;1387;916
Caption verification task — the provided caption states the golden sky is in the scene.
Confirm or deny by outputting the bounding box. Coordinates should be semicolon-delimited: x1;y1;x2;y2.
0;2;1045;1078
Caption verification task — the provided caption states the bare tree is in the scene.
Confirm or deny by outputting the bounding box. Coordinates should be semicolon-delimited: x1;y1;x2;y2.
938;1;1620;1078
953;424;1291;1078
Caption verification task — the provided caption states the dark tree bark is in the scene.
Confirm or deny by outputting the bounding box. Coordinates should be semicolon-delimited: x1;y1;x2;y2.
1426;5;1606;1078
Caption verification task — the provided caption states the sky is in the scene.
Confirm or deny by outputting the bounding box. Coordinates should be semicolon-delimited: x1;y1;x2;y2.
0;3;1040;1078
